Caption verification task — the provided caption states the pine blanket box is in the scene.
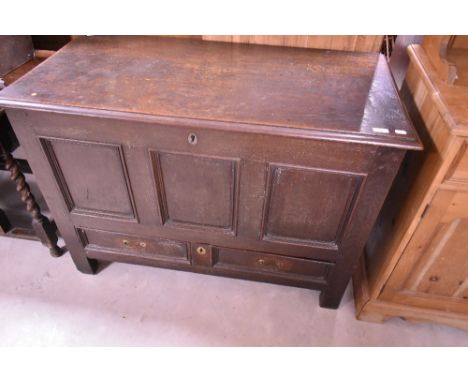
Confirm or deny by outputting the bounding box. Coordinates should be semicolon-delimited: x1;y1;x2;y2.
0;36;422;308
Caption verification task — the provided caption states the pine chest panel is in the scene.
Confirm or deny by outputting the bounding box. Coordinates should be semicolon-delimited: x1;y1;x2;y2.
0;36;421;308
353;40;468;327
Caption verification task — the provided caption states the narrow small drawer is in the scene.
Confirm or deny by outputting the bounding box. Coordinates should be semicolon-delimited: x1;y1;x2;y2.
213;247;333;282
78;228;189;262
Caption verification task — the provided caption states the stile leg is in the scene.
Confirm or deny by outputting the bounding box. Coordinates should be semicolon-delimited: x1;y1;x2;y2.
319;288;347;309
72;255;98;274
319;271;351;309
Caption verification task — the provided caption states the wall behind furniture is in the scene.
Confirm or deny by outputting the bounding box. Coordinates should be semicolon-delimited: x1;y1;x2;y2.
201;35;383;52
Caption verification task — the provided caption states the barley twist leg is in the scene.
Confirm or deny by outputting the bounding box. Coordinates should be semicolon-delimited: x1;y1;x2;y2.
3;150;62;257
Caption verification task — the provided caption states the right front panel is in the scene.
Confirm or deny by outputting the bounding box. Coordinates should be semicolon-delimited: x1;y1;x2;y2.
262;164;363;248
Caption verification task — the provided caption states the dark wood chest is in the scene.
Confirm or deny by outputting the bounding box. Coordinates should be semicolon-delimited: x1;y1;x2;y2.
0;36;422;308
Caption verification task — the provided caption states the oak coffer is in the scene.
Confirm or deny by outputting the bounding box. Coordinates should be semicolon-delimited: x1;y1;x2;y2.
0;36;422;308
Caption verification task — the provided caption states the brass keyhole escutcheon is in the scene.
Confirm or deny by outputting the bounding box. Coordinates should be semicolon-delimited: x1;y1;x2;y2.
257;258;265;265
139;242;147;248
196;246;207;256
188;133;198;145
123;239;129;246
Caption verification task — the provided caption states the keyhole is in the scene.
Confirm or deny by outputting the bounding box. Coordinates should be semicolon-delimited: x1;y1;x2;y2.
196;246;206;255
188;133;198;145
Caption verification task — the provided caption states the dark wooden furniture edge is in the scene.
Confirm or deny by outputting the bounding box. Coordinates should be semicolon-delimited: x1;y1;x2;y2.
0;100;423;151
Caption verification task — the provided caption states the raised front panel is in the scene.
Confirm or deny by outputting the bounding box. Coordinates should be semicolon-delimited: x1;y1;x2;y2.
40;137;136;220
262;165;364;247
402;190;468;300
151;151;239;233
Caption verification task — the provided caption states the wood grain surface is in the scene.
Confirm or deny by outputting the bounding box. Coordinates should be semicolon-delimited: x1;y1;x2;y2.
201;35;383;52
0;36;420;150
1;36;420;309
354;39;468;330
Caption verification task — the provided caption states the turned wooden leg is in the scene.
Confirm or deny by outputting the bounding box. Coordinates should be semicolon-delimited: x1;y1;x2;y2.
2;149;62;257
0;208;11;233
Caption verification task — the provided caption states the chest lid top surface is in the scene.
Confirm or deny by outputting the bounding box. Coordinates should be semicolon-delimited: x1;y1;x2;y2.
0;36;421;149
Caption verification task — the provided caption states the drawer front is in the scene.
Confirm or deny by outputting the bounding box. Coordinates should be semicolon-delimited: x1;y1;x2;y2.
192;244;333;283
78;228;189;263
78;228;332;287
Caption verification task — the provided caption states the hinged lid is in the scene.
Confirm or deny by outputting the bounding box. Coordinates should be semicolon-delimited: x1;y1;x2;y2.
0;36;422;150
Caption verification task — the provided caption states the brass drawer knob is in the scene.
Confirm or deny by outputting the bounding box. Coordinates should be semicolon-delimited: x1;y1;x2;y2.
196;246;207;256
257;258;285;270
123;239;147;248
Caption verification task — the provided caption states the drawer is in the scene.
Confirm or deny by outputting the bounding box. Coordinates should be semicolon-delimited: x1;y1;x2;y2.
78;228;189;263
192;244;333;283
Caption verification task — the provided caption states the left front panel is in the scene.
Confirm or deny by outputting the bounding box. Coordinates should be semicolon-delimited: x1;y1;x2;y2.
40;137;138;221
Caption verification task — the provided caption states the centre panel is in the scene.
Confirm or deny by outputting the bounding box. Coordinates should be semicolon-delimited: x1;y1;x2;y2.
151;151;240;234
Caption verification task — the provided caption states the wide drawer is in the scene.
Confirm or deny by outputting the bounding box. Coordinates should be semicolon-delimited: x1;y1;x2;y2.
192;244;334;284
78;227;189;263
78;227;333;288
